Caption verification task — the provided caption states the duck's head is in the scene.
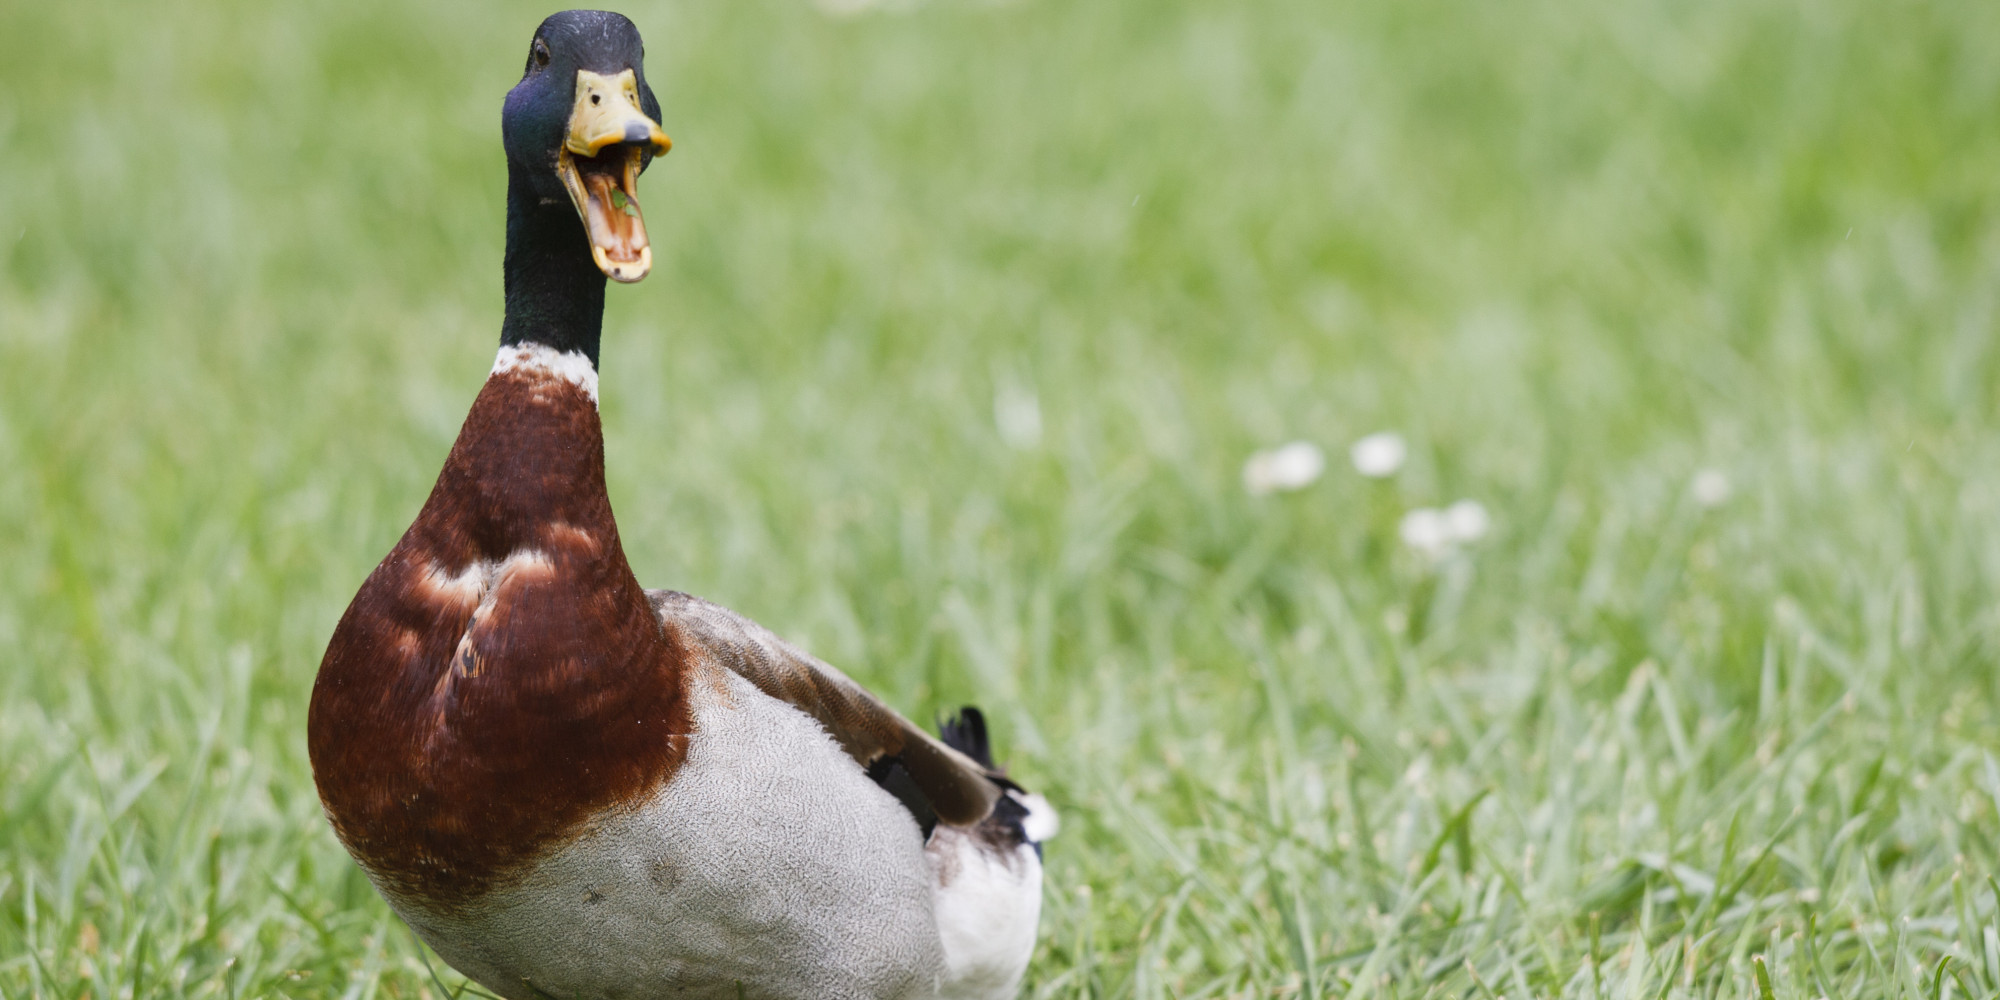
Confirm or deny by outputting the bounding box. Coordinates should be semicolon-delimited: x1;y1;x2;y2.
503;10;671;284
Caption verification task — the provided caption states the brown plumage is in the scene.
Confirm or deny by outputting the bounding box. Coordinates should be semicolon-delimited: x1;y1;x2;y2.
309;365;693;906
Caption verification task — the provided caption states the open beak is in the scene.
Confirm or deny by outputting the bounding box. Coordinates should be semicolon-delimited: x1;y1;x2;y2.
556;69;672;283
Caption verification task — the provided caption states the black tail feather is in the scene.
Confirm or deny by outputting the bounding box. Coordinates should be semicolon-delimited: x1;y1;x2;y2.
937;706;1047;856
938;706;995;769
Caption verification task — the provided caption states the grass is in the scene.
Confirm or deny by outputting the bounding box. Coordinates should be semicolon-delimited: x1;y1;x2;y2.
3;0;2000;995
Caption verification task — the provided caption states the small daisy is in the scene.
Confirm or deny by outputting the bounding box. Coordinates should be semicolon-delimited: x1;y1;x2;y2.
1444;500;1489;542
1399;507;1453;555
1401;499;1492;556
1691;469;1731;508
994;384;1042;450
1243;441;1326;495
1350;432;1407;478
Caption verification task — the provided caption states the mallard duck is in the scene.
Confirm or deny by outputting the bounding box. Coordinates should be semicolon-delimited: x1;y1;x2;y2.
306;11;1054;999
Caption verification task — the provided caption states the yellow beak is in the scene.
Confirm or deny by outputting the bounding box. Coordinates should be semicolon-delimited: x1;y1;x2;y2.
556;69;672;283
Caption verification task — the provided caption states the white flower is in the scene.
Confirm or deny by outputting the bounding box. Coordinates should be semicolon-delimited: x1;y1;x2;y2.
994;384;1042;450
1692;468;1731;508
1399;507;1453;555
1350;432;1407;478
1401;499;1491;556
1444;499;1489;542
1243;441;1326;495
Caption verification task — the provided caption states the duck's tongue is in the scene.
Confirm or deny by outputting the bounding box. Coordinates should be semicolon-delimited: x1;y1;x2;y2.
557;68;671;284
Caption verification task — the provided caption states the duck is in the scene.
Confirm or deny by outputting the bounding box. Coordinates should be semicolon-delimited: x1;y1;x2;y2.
305;11;1055;1000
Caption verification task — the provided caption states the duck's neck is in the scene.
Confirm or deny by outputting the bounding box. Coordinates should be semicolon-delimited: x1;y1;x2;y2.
414;162;620;561
499;164;606;366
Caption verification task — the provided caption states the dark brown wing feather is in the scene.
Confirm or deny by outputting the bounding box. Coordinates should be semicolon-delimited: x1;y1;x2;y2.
646;589;1003;827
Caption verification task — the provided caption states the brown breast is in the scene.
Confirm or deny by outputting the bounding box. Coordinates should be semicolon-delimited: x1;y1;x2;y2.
307;362;692;909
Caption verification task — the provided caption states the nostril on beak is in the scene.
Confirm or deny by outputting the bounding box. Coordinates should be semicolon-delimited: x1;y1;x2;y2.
623;122;651;145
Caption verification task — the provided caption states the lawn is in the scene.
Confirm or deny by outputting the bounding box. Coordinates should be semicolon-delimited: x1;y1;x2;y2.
4;0;2000;995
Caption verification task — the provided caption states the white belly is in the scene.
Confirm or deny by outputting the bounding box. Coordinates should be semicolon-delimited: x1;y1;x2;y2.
387;666;948;1000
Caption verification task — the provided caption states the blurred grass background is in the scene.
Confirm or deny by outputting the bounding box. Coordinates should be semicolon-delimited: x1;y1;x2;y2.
4;0;2000;995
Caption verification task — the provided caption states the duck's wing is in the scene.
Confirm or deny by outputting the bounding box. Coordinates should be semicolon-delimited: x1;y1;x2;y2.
646;589;1003;829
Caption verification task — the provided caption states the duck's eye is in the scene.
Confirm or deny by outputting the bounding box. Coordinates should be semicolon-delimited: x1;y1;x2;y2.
532;41;551;69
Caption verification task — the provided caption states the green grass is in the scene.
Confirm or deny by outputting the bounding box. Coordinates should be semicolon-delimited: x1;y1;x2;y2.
4;0;2000;995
